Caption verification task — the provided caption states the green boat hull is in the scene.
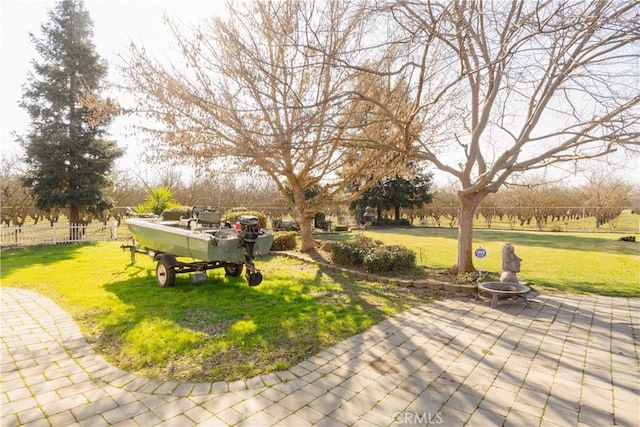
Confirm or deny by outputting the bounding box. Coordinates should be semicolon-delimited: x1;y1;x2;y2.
126;218;273;264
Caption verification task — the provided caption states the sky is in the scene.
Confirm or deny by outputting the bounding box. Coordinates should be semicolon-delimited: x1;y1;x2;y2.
1;0;222;175
1;0;638;188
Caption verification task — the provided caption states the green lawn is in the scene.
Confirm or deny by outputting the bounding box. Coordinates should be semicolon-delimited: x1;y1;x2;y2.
0;241;435;382
361;228;640;297
1;228;638;382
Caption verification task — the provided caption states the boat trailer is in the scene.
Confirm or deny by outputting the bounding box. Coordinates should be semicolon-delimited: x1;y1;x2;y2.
122;208;272;287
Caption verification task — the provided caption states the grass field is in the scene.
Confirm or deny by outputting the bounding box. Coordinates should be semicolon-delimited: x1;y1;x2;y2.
360;228;639;297
0;242;436;382
1;228;637;382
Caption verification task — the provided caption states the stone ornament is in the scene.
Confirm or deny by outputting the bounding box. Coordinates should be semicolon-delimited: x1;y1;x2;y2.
500;243;522;283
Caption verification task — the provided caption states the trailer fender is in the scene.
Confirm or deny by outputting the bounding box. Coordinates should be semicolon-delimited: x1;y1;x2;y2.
154;253;180;268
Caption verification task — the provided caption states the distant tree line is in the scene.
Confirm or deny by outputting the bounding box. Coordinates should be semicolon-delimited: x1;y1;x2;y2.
408;176;638;231
3;156;636;232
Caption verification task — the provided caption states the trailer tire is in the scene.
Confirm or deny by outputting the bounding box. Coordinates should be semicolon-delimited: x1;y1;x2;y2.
224;264;243;277
156;259;176;287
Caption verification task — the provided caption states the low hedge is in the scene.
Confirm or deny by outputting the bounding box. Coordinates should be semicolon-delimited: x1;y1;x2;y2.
331;235;415;273
331;236;374;266
271;231;297;251
363;245;416;273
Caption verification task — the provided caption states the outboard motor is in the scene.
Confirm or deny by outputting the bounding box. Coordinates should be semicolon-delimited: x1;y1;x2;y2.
238;215;263;286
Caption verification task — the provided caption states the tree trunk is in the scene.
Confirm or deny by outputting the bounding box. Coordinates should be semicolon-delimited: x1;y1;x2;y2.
394;205;401;221
298;212;315;252
69;204;80;241
291;182;316;253
456;193;487;274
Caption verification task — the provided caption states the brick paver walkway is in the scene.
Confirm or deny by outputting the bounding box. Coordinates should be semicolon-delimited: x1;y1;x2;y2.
1;287;638;426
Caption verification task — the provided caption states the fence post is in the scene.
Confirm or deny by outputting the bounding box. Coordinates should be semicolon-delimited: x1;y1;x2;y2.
112;221;118;240
53;222;57;245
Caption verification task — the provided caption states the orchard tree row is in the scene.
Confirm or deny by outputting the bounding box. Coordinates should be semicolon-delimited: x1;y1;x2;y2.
0;158;285;227
406;175;638;231
3;154;636;232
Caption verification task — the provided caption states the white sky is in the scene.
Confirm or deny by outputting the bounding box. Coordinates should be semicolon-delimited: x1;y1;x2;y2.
1;0;638;188
1;0;221;174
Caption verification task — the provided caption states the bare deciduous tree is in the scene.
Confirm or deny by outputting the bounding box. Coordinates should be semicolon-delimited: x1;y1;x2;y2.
0;155;35;227
121;0;394;251
360;0;640;272
581;172;633;228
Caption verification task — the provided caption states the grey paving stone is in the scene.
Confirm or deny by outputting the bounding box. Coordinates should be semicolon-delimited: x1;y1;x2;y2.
133;410;163;426
273;412;312;426
278;390;317;412
215;407;245;425
184;405;215;423
233;394;272;417
467;406;506;426
152;397;197;421
542;404;579;427
237;410;279;426
2;287;638;427
102;400;149;424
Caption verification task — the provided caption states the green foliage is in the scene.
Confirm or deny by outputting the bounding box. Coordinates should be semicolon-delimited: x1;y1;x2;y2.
0;241;433;382
222;210;268;229
331;236;376;266
271;231;297;251
135;187;180;216
363;245;416;273
351;162;433;223
375;218;412;227
161;206;193;221
363;228;639;296
331;236;417;273
19;0;122;225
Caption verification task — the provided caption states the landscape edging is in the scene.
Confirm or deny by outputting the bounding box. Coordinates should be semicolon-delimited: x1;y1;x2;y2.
269;251;478;295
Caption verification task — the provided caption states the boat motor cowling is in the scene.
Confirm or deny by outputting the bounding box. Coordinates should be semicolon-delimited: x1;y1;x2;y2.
238;215;263;286
239;215;260;242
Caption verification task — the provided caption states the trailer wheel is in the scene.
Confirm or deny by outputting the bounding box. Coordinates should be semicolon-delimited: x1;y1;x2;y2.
156;259;176;287
224;264;243;277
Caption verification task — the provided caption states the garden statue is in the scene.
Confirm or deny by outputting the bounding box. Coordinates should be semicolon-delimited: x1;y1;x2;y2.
500;243;522;283
363;206;374;227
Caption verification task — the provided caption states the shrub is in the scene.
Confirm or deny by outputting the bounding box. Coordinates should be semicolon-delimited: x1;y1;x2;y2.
373;218;411;227
222;210;268;229
334;224;349;232
162;206;193;221
271;231;297;251
331;236;375;266
363;245;416;273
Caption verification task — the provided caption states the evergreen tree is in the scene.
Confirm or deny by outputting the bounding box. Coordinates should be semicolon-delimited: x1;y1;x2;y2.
351;164;433;224
18;0;122;238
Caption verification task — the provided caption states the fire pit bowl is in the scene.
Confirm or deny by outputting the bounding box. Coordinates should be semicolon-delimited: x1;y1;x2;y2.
478;281;532;309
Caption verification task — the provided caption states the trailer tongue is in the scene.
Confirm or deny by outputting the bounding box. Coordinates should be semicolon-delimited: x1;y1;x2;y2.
122;208;273;287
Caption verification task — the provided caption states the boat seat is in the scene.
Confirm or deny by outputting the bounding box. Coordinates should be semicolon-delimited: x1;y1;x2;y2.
198;211;221;225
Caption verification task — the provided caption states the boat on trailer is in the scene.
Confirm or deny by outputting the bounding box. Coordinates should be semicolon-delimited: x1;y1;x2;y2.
123;207;273;287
